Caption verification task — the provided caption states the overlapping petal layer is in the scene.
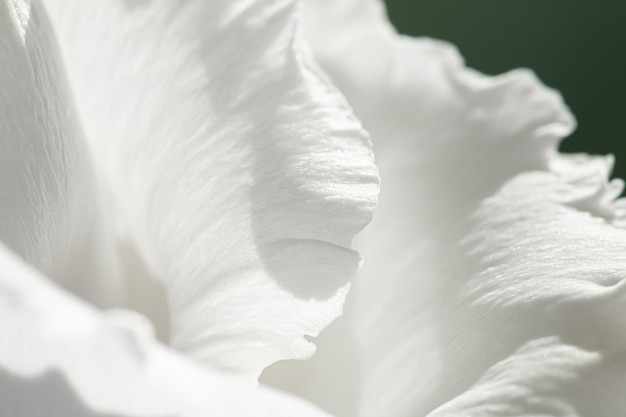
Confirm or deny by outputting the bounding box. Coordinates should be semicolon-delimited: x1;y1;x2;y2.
0;241;337;417
300;1;626;416
0;1;375;413
42;0;379;379
0;0;122;305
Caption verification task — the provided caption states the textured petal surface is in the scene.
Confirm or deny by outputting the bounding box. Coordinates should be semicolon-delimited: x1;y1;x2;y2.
0;242;336;417
300;1;626;416
428;338;626;417
42;0;378;379
0;0;122;304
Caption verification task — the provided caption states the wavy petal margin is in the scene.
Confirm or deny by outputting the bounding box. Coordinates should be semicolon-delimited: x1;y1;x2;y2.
0;240;338;417
300;1;626;416
41;0;379;380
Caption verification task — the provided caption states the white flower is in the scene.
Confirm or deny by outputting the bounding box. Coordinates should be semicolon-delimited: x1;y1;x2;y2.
264;1;626;417
0;0;376;415
2;0;625;417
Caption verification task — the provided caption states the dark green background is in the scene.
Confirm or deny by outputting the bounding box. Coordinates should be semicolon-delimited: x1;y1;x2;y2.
384;1;626;180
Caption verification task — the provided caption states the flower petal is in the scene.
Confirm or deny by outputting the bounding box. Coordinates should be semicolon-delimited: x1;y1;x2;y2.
0;242;336;417
262;299;362;417
427;338;626;417
0;0;123;304
42;0;379;379
302;1;626;416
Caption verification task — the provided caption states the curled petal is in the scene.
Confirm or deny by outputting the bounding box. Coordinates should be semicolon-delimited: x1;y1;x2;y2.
0;242;336;417
302;1;626;416
42;0;379;379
